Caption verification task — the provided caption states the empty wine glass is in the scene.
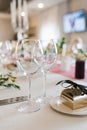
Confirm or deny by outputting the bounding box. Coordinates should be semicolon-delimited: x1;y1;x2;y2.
0;41;13;73
16;39;40;113
33;39;57;103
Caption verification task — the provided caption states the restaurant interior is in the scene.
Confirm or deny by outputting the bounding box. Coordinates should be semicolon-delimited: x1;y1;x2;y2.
0;0;87;130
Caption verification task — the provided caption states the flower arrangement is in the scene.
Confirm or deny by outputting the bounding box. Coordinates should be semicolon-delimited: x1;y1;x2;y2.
73;48;87;61
70;37;87;61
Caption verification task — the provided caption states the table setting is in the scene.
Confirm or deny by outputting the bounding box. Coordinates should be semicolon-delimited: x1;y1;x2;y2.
0;72;87;130
0;38;87;130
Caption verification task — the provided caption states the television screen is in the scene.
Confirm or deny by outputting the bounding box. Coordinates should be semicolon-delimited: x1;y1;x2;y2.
63;10;86;33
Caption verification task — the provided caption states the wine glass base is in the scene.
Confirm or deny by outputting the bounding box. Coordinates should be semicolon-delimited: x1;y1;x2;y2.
36;96;52;104
18;100;40;113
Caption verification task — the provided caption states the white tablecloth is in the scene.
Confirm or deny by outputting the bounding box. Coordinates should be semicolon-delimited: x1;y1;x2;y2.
0;72;87;130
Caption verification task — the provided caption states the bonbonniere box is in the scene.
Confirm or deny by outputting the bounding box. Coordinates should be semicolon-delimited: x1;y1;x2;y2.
61;87;87;110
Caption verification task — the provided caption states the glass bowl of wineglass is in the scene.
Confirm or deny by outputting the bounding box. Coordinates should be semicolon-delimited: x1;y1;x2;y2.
0;41;14;74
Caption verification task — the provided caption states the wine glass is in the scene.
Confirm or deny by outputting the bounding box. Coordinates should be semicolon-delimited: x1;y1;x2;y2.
33;39;57;103
16;39;40;113
0;41;13;74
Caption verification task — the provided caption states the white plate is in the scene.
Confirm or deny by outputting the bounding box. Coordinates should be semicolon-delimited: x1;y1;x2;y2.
50;96;87;116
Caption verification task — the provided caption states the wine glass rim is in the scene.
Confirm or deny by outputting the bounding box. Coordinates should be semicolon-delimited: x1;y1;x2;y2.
21;38;39;43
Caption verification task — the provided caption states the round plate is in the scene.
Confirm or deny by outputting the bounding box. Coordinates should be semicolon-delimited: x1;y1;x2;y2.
50;96;87;116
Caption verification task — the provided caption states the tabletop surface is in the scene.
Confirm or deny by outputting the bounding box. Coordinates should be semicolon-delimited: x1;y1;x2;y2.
0;71;87;130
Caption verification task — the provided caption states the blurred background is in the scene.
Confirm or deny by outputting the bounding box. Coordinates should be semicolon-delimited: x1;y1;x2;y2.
0;0;87;45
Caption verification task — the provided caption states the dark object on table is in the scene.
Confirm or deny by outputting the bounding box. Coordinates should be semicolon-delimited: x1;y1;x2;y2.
75;60;85;79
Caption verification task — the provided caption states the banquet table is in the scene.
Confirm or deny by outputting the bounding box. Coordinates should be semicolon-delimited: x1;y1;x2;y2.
0;71;87;130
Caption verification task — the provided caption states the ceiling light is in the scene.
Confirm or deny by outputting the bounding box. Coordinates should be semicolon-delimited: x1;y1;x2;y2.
21;12;25;17
38;3;44;9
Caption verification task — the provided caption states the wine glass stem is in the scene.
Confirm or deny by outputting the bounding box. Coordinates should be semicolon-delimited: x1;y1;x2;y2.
42;71;47;98
26;74;31;101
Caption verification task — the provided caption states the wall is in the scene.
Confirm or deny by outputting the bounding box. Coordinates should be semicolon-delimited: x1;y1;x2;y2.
0;14;14;41
67;0;87;44
30;0;87;45
37;6;60;40
29;14;40;39
30;5;61;40
29;1;71;41
53;0;87;44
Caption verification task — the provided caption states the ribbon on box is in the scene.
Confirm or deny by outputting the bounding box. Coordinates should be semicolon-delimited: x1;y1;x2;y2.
56;80;87;95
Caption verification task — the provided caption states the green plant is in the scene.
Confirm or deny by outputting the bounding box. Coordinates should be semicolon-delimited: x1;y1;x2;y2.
56;37;66;54
0;73;20;89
